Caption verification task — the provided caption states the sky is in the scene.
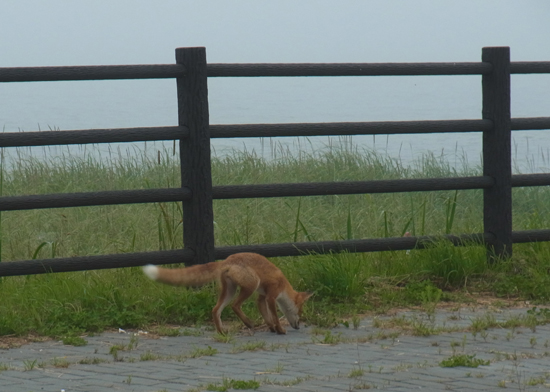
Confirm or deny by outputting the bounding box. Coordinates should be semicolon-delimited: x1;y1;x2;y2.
2;1;549;67
2;1;550;170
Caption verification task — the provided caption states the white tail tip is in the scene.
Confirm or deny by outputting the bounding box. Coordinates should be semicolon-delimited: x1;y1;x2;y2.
143;265;159;280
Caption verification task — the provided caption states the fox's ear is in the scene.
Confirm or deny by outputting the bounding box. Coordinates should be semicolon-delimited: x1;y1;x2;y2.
303;291;314;301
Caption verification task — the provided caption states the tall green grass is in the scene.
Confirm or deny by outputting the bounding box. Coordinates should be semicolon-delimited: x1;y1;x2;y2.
1;141;550;337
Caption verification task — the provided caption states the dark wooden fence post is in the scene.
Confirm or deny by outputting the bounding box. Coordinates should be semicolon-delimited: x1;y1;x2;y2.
176;47;215;265
482;46;512;261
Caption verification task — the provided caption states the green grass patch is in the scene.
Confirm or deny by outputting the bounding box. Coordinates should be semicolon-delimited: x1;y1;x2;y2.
440;354;490;368
206;378;260;391
1;143;550;336
61;335;87;346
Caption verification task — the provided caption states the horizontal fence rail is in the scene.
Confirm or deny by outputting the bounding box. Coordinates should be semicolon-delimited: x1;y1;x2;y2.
511;174;550;187
207;62;493;77
210;119;493;138
2;60;548;84
0;249;195;277
1;47;550;277
209;61;550;77
1;117;549;149
4;229;550;277
0;64;185;82
209;117;550;139
0;188;191;211
212;177;495;199
0;173;548;213
511;117;550;131
0;126;188;147
510;62;550;74
0;127;189;147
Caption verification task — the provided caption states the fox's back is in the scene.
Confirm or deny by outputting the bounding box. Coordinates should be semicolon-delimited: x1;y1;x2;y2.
221;253;290;289
222;252;282;273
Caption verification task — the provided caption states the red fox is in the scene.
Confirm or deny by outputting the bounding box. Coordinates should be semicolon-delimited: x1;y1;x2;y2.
143;252;312;335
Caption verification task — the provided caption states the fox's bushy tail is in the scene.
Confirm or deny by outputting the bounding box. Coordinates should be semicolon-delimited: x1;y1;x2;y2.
143;262;221;287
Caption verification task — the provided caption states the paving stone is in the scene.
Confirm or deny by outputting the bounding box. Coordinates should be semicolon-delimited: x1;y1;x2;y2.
2;306;550;391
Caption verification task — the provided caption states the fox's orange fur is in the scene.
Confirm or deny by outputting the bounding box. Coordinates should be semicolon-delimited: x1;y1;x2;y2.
143;252;311;334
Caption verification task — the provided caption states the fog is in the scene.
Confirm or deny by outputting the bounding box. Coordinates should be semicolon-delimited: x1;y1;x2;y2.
2;1;550;170
3;1;548;66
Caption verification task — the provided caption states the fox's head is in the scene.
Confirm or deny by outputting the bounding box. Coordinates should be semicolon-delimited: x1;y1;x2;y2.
284;291;313;330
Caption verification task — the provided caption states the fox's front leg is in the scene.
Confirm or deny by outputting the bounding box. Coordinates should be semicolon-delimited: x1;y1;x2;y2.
257;295;276;333
266;296;286;334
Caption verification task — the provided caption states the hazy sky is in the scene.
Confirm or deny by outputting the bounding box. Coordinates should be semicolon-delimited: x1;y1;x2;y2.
2;1;549;67
2;1;550;171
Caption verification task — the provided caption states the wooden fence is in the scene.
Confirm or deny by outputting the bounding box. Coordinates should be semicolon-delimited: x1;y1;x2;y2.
1;46;550;277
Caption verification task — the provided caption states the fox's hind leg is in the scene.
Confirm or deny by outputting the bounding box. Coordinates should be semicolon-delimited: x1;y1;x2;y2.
225;265;259;330
212;273;237;334
230;286;256;329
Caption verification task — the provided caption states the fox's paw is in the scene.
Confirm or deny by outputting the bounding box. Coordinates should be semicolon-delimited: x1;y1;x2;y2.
143;265;159;280
275;327;287;335
215;328;229;336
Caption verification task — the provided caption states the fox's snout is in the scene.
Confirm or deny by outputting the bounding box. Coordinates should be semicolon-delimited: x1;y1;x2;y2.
289;318;300;329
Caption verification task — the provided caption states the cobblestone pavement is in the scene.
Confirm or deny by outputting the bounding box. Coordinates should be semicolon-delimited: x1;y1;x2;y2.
1;306;550;391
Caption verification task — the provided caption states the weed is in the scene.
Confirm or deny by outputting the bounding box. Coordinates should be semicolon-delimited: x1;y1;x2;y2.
62;335;87;346
212;332;235;343
349;367;366;378
410;318;439;337
154;326;184;337
206;378;260;391
266;375;312;386
124;334;139;350
480;330;489;341
0;362;13;372
263;362;284;374
527;306;550;320
52;357;70;368
470;313;498;332
23;359;38;371
440;354;490;368
140;351;161;361
526;376;548;386
109;344;126;361
231;340;266;353
78;357;107;365
312;330;344;345
299;252;368;300
351;314;361;330
189;346;218;358
228;379;260;390
305;307;346;329
310;327;329;335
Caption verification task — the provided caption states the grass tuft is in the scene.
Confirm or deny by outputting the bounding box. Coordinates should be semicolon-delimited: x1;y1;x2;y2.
440;354;490;368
